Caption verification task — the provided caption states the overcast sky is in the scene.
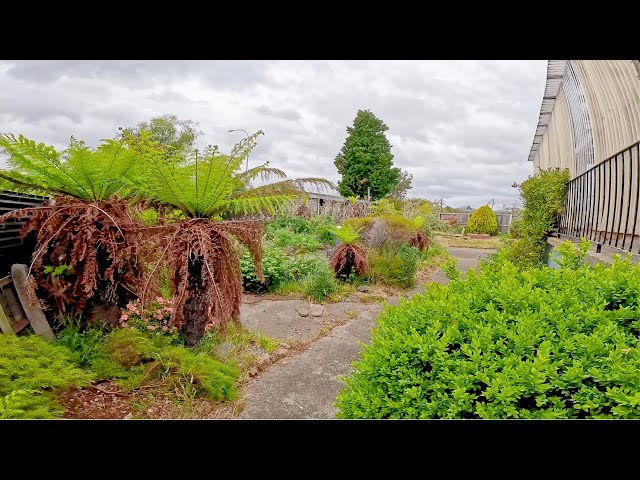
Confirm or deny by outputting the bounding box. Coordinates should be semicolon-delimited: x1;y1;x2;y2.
0;60;547;209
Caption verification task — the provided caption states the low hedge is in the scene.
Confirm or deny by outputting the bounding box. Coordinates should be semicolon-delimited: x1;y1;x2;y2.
466;205;498;236
337;243;640;419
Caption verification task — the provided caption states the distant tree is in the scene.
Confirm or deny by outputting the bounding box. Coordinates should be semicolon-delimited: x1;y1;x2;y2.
126;114;202;155
387;169;413;200
334;110;400;200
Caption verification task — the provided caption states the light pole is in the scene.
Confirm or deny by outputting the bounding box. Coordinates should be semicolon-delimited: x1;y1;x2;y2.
228;128;250;172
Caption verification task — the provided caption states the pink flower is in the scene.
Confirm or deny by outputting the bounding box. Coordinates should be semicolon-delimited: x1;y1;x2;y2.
155;296;165;304
147;325;157;331
163;307;173;313
120;314;129;321
161;326;169;332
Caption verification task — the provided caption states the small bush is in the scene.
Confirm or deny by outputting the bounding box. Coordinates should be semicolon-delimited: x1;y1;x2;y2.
301;263;339;302
346;214;424;248
368;244;421;288
241;244;325;293
337;245;640;419
371;198;402;216
270;229;323;254
266;215;335;250
241;244;291;292
466;206;498;236
501;168;570;268
0;334;94;418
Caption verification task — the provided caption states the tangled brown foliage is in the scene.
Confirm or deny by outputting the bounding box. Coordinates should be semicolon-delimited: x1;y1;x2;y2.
143;219;264;345
330;243;369;280
295;202;312;220
0;197;147;326
409;231;430;251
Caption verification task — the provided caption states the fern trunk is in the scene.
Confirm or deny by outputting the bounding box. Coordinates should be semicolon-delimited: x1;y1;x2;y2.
181;252;210;346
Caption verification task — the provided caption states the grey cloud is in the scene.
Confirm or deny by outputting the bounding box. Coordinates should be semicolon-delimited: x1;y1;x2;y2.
256;105;302;122
0;59;547;207
5;60;275;91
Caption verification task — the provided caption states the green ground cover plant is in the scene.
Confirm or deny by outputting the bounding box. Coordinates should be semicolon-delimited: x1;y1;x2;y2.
0;334;94;418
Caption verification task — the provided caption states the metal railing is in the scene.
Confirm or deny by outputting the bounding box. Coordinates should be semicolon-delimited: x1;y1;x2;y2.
559;141;640;253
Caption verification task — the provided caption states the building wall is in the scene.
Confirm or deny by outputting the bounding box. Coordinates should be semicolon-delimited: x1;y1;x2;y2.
531;60;640;248
532;60;640;175
535;88;575;176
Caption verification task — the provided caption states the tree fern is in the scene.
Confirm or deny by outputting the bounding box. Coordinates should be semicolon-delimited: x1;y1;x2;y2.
0;134;136;200
125;130;332;219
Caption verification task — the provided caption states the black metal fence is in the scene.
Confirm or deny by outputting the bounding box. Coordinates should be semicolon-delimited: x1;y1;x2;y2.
559;141;640;253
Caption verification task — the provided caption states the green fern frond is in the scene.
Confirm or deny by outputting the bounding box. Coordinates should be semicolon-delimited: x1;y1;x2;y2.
227;194;296;216
289;177;336;192
0;133;136;201
329;223;363;245
125;129;293;219
237;165;287;186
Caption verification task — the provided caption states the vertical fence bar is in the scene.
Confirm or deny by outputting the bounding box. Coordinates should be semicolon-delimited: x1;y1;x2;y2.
615;153;625;248
587;164;595;241
594;163;601;243
604;159;613;245
577;173;585;238
622;149;632;250
610;155;619;246
566;182;574;236
581;173;589;238
631;144;640;253
586;167;596;240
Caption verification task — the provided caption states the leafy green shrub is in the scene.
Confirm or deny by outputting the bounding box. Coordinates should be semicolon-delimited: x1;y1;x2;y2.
337;245;640;419
500;168;570;269
266;215;335;249
289;256;326;280
241;244;291;292
0;334;94;418
371;198;402;216
301;263;339;302
552;237;590;270
368;244;421;288
269;229;323;254
240;243;325;293
466;205;498;236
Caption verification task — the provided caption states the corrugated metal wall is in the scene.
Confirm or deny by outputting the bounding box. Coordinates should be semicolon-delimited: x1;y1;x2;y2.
533;60;640;173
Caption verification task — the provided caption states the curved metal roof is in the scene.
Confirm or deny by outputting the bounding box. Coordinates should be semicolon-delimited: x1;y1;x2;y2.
528;60;568;161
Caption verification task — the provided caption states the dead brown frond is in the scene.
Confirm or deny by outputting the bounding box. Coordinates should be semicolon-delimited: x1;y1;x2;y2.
409;231;430;251
330;243;369;280
143;219;264;345
0;197;148;326
295;202;312;220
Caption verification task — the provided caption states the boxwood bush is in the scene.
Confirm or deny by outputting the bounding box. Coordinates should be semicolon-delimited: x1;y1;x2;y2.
466;205;498;236
337;242;640;419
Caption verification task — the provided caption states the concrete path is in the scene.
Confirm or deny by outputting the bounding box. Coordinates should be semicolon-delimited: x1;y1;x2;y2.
239;247;495;419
